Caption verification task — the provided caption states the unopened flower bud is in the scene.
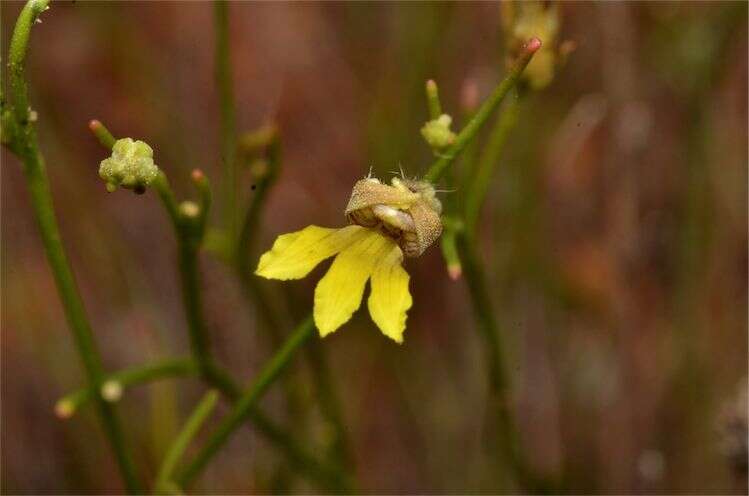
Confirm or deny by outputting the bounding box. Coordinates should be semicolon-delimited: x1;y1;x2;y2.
179;200;201;219
100;380;123;402
421;114;456;149
99;138;160;193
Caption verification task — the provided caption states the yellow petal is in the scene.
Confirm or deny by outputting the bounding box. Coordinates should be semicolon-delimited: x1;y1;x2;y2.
255;225;367;280
367;244;411;343
314;230;393;337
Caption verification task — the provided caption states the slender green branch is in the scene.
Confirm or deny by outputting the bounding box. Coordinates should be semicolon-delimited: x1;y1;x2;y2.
150;171;215;377
439;216;463;279
177;316;316;487
458;235;525;486
88;119;116;149
214;0;238;239
424;38;540;183
191;169;212;238
464;89;521;234
151;172;180;228
155;390;220;494
177;212;213;374
425;79;443;120
8;0;49;126
5;2;141;491
55;357;197;418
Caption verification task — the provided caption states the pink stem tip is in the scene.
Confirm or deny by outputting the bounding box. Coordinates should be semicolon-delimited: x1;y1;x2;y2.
191;169;205;182
525;37;542;54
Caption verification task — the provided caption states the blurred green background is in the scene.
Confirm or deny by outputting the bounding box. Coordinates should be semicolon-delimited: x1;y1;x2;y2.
1;1;747;493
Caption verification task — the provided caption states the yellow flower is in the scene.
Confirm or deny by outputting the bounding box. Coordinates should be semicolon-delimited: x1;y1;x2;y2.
255;225;412;343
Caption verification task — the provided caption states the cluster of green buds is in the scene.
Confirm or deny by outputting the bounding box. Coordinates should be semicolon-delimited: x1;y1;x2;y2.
420;79;456;152
99;138;160;193
501;1;573;89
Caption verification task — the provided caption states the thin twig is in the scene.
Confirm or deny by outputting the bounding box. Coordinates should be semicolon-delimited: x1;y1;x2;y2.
55;357;197;418
154;390;220;494
464;88;520;234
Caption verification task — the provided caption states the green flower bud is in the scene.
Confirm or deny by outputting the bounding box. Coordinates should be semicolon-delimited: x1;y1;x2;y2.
179;200;201;219
99;138;160;193
100;380;123;402
421;114;456;150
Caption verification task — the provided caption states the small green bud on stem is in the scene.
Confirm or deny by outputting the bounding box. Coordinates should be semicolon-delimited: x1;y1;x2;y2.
99;138;160;193
421;114;457;150
101;380;124;402
179;201;201;219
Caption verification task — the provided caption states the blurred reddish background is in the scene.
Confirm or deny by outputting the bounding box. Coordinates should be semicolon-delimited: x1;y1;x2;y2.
1;1;747;493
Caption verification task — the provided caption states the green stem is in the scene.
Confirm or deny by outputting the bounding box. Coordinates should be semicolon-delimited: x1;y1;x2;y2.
6;1;141;491
458;235;527;488
8;0;48;126
177;316;318;487
151;173;215;376
214;0;238;240
88;119;116;149
425;79;443;120
178;224;212;374
56;357;198;417
155;390;220;494
424;38;540;183
464;89;520;234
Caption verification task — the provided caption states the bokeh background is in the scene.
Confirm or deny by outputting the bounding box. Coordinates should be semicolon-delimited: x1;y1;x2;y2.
2;1;747;494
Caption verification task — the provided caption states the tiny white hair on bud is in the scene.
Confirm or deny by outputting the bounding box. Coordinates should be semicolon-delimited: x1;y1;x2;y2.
100;380;123;402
